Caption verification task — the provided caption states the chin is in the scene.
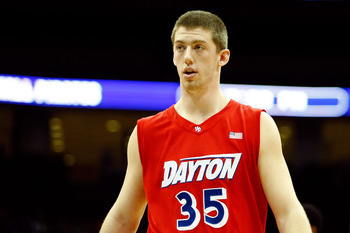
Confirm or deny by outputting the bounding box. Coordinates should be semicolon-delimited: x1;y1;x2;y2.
181;80;202;92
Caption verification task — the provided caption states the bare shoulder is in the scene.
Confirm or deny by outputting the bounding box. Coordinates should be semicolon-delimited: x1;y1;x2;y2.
259;111;282;156
260;111;279;134
128;126;139;159
125;126;144;184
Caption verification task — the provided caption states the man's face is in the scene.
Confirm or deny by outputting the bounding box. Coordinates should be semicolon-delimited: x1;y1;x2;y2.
173;26;223;92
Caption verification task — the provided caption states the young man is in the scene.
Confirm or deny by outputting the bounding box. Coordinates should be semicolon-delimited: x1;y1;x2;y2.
100;10;312;233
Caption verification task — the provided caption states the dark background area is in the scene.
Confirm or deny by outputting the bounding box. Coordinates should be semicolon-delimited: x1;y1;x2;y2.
0;1;349;232
1;1;350;86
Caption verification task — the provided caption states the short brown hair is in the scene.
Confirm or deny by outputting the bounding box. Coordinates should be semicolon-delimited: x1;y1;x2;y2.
171;10;228;53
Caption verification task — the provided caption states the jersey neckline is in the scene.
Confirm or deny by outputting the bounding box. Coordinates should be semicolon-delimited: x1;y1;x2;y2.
168;99;235;135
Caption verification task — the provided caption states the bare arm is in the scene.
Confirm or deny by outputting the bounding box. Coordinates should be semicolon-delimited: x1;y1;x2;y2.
259;112;312;233
100;126;147;233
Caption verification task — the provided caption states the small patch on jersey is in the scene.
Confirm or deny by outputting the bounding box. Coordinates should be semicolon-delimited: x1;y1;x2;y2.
229;132;243;139
194;126;202;132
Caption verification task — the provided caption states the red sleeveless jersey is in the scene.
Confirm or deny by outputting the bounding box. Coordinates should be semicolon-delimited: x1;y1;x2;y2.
137;100;267;233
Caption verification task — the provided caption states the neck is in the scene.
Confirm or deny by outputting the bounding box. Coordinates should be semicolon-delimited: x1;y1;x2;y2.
175;84;230;125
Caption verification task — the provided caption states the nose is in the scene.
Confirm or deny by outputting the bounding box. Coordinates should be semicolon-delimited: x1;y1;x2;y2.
184;46;193;65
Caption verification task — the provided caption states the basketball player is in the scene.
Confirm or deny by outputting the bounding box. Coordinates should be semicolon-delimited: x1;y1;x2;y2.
100;10;312;233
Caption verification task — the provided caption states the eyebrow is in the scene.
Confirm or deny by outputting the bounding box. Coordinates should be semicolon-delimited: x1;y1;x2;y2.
174;40;208;45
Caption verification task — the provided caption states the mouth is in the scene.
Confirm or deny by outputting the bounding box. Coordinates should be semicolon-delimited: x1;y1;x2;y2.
183;67;197;79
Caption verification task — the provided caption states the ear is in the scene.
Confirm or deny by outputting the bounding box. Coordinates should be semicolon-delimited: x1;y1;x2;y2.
218;49;230;67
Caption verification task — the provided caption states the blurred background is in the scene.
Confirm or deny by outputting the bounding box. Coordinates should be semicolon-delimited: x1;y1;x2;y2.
0;1;349;232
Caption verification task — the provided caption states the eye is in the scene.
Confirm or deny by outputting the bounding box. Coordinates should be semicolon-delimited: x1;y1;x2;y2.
176;45;185;51
194;45;204;51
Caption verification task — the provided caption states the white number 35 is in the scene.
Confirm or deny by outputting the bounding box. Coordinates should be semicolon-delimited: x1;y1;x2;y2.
176;188;229;231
